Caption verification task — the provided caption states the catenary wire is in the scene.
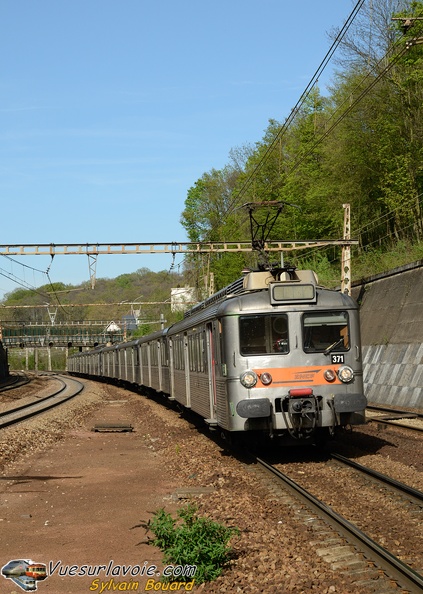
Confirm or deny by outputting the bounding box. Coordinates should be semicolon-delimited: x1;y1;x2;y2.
223;0;367;216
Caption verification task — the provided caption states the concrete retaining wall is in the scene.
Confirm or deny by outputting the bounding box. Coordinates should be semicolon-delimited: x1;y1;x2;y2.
352;261;423;409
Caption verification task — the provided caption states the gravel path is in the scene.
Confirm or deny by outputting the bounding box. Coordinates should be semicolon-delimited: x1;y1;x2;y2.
1;376;420;593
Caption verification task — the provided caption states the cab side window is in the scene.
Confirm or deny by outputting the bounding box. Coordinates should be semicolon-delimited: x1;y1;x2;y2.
239;315;289;355
303;312;349;353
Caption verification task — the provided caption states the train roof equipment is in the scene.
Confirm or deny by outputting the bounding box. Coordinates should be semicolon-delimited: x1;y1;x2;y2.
185;265;320;319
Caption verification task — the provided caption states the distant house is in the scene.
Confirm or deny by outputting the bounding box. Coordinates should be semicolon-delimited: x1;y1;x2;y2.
171;287;196;312
122;315;138;331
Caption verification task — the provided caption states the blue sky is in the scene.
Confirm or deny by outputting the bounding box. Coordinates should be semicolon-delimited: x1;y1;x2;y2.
0;0;355;300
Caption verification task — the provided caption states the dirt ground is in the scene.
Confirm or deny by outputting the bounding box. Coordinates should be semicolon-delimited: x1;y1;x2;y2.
0;381;182;594
2;376;421;594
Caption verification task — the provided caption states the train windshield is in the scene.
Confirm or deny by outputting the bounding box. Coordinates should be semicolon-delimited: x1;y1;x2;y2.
302;312;349;353
239;314;289;355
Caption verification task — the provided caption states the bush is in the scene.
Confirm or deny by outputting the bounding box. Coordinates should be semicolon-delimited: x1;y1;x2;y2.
149;504;239;584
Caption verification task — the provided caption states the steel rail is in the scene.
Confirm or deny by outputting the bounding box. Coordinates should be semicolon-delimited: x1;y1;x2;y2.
0;375;84;429
330;452;423;505
0;377;67;419
368;418;423;434
367;405;423;420
0;373;30;392
256;456;423;593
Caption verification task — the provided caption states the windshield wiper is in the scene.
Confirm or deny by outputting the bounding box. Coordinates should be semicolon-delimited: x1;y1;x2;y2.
323;337;347;356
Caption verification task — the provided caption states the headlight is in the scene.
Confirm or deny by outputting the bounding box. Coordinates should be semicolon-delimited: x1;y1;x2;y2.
324;369;336;382
260;372;273;385
338;365;354;383
240;370;258;388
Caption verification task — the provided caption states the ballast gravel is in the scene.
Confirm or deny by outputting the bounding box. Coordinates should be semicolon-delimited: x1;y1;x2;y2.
1;375;420;593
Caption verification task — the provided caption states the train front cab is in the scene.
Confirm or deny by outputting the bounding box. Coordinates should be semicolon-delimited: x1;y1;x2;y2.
217;270;367;443
26;564;47;580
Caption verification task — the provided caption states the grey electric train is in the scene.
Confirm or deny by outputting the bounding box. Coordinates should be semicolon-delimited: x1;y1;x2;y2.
68;266;367;444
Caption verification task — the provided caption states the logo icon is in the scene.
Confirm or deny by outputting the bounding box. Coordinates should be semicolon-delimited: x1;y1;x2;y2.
1;559;47;591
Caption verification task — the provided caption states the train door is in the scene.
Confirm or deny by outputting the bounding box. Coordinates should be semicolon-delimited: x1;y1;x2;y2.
131;346;136;383
206;322;217;423
139;343;144;385
184;333;191;407
169;337;175;399
123;348;128;381
157;339;163;391
147;342;152;387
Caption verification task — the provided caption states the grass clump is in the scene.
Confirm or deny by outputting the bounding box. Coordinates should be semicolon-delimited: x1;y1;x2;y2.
149;503;239;584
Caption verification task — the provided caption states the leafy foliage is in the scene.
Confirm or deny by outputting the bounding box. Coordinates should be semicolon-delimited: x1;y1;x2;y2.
149;504;239;584
1;268;188;332
179;0;423;291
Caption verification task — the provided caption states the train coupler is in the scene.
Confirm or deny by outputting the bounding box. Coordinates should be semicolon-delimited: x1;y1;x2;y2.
287;388;317;418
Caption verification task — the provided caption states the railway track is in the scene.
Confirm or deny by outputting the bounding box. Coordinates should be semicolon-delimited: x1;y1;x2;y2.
367;405;423;419
366;405;423;434
331;452;423;505
0;374;85;429
253;455;423;593
0;371;30;392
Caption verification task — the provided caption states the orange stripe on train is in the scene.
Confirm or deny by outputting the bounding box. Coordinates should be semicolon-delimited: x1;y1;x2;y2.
253;365;342;386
